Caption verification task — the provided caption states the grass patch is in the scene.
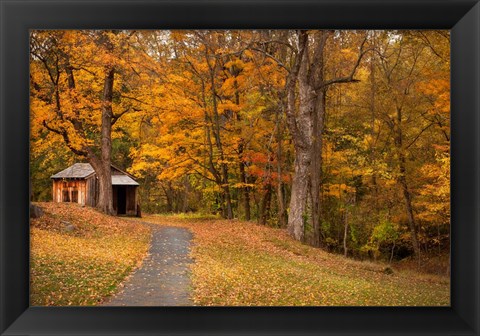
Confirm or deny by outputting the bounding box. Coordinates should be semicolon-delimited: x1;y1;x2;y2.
143;215;450;306
30;202;151;306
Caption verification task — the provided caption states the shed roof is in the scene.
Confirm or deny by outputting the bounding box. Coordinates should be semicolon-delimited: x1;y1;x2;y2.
112;175;139;186
51;163;139;186
51;163;95;179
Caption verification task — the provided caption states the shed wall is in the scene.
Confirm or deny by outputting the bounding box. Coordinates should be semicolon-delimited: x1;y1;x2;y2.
85;175;97;206
52;179;87;205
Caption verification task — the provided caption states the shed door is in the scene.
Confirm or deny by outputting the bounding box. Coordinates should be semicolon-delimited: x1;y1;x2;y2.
117;186;126;215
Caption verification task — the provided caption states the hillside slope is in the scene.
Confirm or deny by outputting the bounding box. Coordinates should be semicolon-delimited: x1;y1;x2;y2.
145;215;450;306
30;202;150;306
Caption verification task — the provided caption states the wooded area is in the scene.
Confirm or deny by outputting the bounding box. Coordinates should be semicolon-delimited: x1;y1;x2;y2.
30;30;450;264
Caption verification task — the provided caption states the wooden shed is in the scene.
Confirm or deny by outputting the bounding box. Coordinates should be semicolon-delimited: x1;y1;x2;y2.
51;163;139;216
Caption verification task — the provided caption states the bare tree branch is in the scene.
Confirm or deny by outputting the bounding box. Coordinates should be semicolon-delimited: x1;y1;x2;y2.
320;37;372;89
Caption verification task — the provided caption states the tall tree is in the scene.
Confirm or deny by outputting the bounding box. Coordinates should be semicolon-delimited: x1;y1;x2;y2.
30;30;145;214
279;30;369;245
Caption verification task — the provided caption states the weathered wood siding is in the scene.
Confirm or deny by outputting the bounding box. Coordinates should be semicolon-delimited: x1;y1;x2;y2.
52;179;87;205
85;175;97;207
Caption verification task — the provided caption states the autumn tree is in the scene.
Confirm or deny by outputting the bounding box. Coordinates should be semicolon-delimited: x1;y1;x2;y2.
367;32;449;258
30;30;147;214
129;30;286;220
256;30;370;245
321;31;450;260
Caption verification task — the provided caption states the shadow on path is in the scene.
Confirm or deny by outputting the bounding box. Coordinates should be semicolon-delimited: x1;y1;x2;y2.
104;222;193;306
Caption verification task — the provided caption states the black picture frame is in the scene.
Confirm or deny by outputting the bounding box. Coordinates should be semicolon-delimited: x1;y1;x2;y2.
1;0;479;335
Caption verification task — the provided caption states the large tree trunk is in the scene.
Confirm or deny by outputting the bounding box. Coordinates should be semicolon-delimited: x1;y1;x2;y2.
310;90;326;247
307;32;329;247
285;31;310;242
281;30;365;244
91;68;115;215
286;31;325;244
91;157;114;215
287;149;310;241
275;104;287;227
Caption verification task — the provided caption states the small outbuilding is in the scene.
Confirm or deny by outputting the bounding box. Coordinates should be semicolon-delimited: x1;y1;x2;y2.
51;163;139;216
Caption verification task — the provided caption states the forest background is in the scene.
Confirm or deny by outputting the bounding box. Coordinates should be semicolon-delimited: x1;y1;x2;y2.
30;30;450;266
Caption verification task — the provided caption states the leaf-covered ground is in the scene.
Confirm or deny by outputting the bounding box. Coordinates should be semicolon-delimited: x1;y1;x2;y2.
30;202;151;306
143;214;450;306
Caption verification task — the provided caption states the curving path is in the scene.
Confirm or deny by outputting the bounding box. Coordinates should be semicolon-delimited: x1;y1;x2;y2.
104;222;193;306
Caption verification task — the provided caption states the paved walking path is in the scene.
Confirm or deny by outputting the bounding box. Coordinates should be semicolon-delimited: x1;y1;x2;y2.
104;222;193;306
